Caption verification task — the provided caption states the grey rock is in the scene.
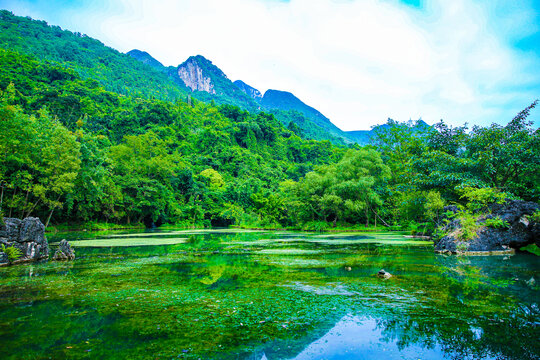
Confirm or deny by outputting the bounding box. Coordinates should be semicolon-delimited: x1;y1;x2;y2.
435;200;539;253
377;269;392;279
0;217;48;263
0;218;21;241
19;217;45;243
0;251;7;265
52;239;75;261
177;58;216;94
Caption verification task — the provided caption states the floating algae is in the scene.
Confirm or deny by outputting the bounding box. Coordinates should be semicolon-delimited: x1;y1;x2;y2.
69;237;189;247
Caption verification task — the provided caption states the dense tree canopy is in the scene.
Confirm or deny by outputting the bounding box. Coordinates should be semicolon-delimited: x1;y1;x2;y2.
0;13;538;231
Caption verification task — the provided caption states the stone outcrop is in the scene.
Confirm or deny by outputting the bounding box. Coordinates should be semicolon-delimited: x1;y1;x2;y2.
52;239;75;261
177;58;215;94
435;200;539;253
0;217;49;264
377;269;392;279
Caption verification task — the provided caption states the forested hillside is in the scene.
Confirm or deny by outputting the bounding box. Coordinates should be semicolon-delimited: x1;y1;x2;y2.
0;11;538;232
0;10;189;101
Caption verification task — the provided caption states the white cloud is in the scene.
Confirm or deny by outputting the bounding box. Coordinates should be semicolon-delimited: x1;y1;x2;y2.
2;0;539;129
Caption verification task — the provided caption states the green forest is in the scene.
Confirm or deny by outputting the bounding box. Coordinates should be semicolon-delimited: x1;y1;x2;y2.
0;10;538;233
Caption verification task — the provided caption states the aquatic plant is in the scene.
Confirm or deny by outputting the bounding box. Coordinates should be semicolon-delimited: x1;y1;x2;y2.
68;237;188;247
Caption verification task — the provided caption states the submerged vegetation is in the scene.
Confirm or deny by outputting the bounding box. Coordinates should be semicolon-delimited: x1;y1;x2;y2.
0;229;538;359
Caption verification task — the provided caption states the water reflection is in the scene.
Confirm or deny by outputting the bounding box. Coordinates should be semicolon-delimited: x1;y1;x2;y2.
0;229;538;359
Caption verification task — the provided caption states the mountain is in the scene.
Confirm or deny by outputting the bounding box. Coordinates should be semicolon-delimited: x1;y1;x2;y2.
344;130;373;145
127;49;166;72
0;10;188;101
0;10;430;146
260;90;351;143
126;50;351;143
175;55;259;110
234;80;262;100
346;119;431;144
122;48;353;143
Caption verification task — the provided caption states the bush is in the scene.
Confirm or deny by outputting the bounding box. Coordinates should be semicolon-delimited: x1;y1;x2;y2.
456;241;469;253
1;244;23;264
303;221;328;233
457;211;480;241
529;210;540;223
484;217;510;229
459;187;507;212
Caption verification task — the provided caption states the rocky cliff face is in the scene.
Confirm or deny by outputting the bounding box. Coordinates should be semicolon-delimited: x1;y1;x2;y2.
177;58;216;94
0;217;49;264
234;80;262;100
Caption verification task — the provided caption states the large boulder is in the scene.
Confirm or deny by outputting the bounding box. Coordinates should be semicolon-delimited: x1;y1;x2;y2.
19;217;46;243
0;217;49;265
435;200;539;253
0;218;22;241
52;239;75;261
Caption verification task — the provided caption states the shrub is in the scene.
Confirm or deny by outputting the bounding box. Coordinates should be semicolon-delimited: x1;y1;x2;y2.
484;217;510;229
529;210;540;223
459;187;508;212
1;244;23;264
303;221;328;233
456;241;469;253
457;211;480;241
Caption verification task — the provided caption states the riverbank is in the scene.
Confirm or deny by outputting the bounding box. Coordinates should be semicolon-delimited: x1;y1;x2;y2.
46;222;145;233
47;220;414;235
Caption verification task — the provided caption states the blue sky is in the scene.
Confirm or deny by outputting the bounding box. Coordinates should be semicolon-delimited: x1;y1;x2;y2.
0;0;538;130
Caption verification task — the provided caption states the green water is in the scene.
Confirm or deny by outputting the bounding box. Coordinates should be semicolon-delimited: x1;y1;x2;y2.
0;229;538;359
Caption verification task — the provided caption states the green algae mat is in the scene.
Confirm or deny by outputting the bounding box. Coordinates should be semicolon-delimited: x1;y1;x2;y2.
0;229;538;359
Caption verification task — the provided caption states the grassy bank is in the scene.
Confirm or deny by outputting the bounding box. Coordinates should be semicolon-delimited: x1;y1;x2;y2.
46;222;145;233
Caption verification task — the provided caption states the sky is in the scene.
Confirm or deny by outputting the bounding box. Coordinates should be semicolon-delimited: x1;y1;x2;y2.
1;0;539;130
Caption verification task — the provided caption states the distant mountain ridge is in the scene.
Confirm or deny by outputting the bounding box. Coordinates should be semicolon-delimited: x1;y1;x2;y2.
127;49;166;71
124;48;431;145
346;119;431;144
0;10;432;146
127;49;352;143
233;80;262;100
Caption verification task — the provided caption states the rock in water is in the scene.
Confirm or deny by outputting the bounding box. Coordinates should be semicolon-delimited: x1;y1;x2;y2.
0;217;49;265
435;200;540;253
52;239;75;261
377;269;392;279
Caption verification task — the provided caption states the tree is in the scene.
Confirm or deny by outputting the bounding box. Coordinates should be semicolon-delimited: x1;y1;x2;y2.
466;101;539;200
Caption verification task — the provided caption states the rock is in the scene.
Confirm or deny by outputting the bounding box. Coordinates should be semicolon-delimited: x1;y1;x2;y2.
435;200;539;253
177;57;216;94
443;205;459;215
19;217;46;243
52;239;75;261
0;217;21;241
377;269;392;279
0;217;49;264
0;252;7;265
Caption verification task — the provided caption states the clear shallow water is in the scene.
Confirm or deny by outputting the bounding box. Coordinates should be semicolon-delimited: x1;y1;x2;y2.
0;229;538;359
